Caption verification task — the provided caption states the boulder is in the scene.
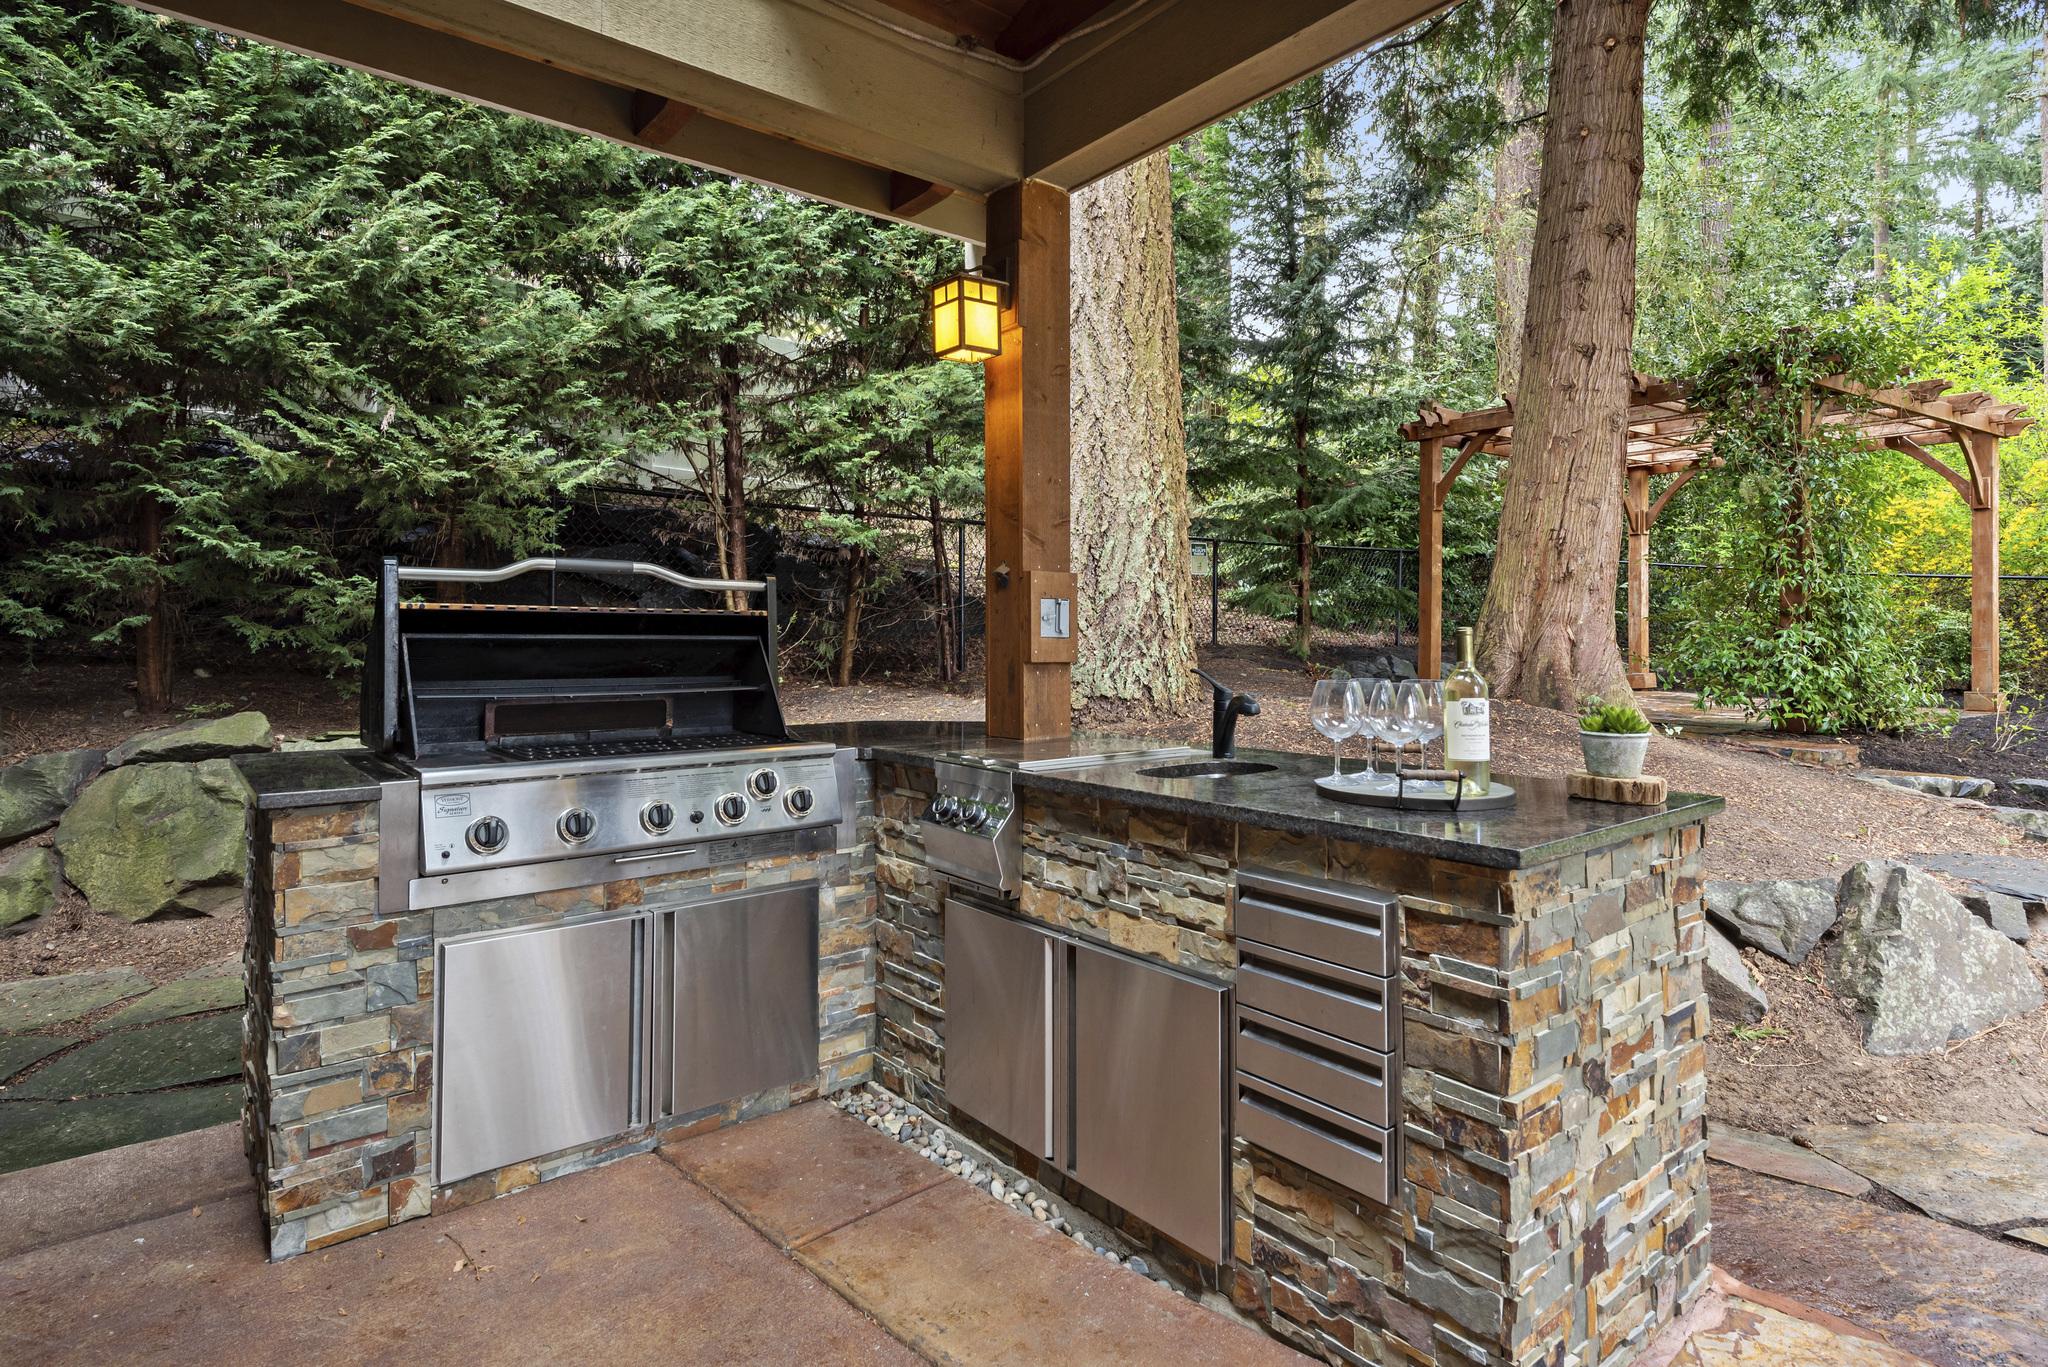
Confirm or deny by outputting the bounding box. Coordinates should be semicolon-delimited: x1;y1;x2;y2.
1856;770;1993;800
1705;925;1769;1026
1703;878;1838;964
1960;891;2032;944
0;748;104;845
1989;806;2048;841
2011;778;2048;800
0;846;59;930
1830;861;2045;1056
106;711;272;767
53;759;250;921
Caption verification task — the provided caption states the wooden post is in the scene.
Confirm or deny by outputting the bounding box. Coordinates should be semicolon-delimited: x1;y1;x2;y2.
1964;429;2002;713
1625;466;1657;689
1418;438;1442;680
983;180;1072;740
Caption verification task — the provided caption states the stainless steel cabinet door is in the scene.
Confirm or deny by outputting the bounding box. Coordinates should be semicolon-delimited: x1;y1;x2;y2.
943;896;1054;1159
672;884;818;1116
1071;943;1227;1261
437;917;638;1185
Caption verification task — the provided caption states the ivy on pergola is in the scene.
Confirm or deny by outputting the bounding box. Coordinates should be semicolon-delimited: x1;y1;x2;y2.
1403;373;2034;712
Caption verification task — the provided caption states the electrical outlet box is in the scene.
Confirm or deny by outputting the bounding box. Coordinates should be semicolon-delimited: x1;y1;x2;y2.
1025;570;1076;663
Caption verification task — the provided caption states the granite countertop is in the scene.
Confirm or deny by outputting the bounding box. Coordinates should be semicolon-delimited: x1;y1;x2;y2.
233;749;412;810
805;720;1723;869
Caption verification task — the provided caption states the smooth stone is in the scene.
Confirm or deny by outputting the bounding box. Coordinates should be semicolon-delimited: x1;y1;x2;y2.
1831;861;2044;1055
2010;779;2048;800
1705;1122;1871;1197
0;969;151;1032
1911;853;2048;904
54;760;249;921
106;711;272;767
8;1012;240;1099
1989;806;2048;840
0;1033;77;1083
1703;877;1839;964
0;749;104;845
0;847;60;931
2012;1227;2048;1249
0;1082;239;1175
1856;770;1993;799
1704;924;1768;1025
1961;891;2032;943
102;966;243;1028
1795;1123;2048;1229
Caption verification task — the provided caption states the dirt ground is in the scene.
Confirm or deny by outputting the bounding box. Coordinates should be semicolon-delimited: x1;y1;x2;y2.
6;648;2047;1137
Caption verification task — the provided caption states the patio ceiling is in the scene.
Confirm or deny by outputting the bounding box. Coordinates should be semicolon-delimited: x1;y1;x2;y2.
129;0;1447;243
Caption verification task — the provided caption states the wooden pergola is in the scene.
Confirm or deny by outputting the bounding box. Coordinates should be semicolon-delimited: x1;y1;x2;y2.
1403;373;2035;713
129;0;1447;740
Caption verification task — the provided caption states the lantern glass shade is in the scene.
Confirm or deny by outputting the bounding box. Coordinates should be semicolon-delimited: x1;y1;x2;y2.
931;272;1003;362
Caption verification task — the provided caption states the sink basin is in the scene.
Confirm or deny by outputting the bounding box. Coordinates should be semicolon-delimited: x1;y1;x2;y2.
1137;760;1279;780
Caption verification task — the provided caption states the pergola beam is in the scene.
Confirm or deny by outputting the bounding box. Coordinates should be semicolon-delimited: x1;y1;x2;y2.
1814;373;2032;438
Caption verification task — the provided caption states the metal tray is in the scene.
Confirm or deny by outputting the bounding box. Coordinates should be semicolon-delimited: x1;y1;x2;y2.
1313;771;1516;813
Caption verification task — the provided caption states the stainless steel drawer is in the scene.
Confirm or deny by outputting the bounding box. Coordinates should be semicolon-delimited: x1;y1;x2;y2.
1236;940;1392;1052
1235;1004;1393;1128
1235;868;1395;976
1235;1074;1395;1206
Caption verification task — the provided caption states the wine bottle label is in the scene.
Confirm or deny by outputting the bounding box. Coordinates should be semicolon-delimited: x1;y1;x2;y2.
1446;697;1490;763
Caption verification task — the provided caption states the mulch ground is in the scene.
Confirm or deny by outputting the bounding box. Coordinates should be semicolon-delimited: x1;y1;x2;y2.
1846;699;2048;810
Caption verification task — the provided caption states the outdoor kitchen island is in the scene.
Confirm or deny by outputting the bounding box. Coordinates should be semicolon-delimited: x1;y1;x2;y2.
235;722;1720;1367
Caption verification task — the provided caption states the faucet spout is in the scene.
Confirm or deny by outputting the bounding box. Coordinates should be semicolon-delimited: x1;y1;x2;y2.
1195;668;1260;758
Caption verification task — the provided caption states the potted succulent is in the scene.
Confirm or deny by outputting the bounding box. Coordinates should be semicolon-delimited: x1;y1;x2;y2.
1579;698;1653;778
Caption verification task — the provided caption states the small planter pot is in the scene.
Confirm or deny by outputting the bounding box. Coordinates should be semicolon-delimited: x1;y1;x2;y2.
1580;729;1651;779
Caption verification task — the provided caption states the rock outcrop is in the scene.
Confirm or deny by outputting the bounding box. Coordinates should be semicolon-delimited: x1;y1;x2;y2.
106;711;273;767
53;759;250;921
0;847;59;930
1705;924;1769;1026
1831;861;2045;1055
1703;878;1838;964
0;748;104;845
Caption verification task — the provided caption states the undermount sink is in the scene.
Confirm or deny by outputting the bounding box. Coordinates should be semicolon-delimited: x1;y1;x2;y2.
1137;760;1279;780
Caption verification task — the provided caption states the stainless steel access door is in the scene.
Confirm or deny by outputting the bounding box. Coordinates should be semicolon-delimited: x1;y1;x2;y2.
942;894;1055;1161
670;883;819;1116
437;915;641;1185
1071;941;1228;1261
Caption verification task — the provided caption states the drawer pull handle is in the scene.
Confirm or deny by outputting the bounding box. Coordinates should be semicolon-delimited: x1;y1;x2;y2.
1239;1090;1384;1163
1241;1021;1383;1086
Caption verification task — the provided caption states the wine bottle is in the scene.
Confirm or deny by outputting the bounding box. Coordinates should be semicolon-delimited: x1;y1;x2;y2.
1443;626;1490;794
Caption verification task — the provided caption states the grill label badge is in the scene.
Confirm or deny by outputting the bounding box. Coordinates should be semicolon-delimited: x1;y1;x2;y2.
433;792;474;819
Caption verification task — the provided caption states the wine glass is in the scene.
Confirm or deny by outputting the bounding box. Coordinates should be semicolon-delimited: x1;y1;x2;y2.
1387;681;1426;772
1364;679;1396;774
1311;678;1361;777
1412;681;1445;767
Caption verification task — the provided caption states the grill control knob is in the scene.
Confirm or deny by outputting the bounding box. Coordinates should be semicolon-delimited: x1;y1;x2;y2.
934;796;959;823
967;806;989;830
557;808;597;844
714;793;748;826
748;768;779;799
641;801;675;834
785;786;815;816
466;816;509;854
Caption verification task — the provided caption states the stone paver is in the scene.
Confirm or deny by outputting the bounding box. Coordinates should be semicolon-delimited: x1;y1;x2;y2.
0;968;150;1031
0;1145;918;1367
1712;1165;2048;1367
2013;1227;2048;1250
1707;1123;1871;1198
0;1034;75;1084
1913;852;2048;903
7;1011;239;1099
1643;1269;1930;1366
1794;1122;2048;1229
662;1095;947;1249
0;1083;240;1174
103;963;243;1028
0;1120;249;1260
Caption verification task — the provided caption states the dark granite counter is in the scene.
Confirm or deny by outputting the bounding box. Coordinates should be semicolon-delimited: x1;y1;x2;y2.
802;720;1722;869
233;749;411;810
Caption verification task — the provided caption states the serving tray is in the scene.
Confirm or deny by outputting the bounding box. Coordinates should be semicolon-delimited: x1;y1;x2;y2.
1313;769;1517;813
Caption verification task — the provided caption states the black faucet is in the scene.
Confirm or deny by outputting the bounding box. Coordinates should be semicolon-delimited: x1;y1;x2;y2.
1195;668;1260;758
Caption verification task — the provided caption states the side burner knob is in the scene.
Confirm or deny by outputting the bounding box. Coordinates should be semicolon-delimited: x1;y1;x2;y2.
785;787;815;816
466;816;509;854
558;808;597;844
715;793;749;826
641;801;675;834
748;768;780;799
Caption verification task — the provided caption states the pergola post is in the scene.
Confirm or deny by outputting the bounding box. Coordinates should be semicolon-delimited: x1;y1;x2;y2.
983;179;1073;740
1417;437;1442;680
1964;428;2001;713
1625;466;1656;689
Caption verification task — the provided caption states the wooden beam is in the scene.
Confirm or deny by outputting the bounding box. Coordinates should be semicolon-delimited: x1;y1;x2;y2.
992;0;1124;60
131;0;992;241
1814;374;2029;437
1646;466;1702;525
1963;429;2001;712
1884;436;1975;505
1436;428;1495;502
1417;437;1443;681
982;180;1072;740
888;173;955;219
1625;466;1655;688
630;90;697;145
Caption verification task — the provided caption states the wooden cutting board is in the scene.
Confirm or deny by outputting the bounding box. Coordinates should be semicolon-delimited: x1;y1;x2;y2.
1566;770;1668;805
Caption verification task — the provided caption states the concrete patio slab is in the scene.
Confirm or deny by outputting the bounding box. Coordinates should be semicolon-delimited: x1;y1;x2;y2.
1793;1122;2048;1229
1712;1165;2048;1367
1;1141;918;1367
797;1176;1301;1366
662;1097;949;1249
0;1120;249;1260
1707;1123;1872;1198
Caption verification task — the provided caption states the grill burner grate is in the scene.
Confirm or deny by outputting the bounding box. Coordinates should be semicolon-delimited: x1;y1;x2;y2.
490;732;769;763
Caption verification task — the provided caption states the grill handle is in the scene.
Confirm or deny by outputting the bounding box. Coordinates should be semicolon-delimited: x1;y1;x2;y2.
396;557;766;596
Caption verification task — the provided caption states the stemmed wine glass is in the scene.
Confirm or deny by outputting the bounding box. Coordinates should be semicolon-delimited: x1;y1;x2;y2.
1310;678;1362;777
1412;681;1445;768
1385;681;1426;772
1364;680;1396;776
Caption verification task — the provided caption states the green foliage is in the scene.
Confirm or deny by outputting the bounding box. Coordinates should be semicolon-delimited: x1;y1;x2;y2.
1579;699;1652;735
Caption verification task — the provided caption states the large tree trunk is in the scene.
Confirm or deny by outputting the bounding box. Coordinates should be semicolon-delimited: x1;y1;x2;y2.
835;545;867;687
1474;0;1648;709
1491;70;1540;403
1069;152;1198;714
134;494;173;714
715;341;748;605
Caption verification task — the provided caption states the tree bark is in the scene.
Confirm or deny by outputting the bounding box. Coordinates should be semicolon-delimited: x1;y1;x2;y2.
134;494;173;714
715;340;748;604
1068;152;1199;714
835;545;867;687
1491;70;1541;403
1473;0;1648;709
928;486;957;683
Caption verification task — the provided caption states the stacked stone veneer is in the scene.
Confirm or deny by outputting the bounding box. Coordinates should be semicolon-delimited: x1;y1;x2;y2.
871;759;1713;1366
244;768;878;1260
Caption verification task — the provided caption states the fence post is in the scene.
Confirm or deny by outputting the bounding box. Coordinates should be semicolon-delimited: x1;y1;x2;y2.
1394;551;1404;647
955;522;967;675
